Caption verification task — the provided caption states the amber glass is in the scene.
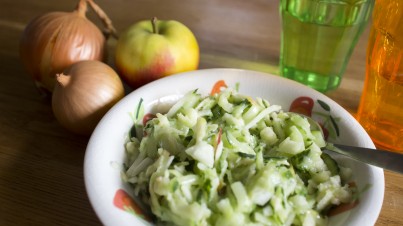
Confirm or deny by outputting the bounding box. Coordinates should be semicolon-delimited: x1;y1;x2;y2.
357;0;403;152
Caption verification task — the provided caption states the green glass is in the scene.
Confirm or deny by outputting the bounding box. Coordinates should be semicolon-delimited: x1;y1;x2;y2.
279;0;374;92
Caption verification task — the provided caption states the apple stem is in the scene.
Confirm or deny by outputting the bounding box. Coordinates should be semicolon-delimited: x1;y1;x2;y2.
151;17;159;34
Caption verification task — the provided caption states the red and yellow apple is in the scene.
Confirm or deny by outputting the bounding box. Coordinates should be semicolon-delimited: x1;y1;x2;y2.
115;17;199;88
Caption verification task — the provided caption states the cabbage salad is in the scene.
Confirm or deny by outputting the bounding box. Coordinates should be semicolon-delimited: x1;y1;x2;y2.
123;87;354;226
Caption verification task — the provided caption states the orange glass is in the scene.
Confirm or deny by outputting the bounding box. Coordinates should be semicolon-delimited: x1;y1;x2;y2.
357;0;403;153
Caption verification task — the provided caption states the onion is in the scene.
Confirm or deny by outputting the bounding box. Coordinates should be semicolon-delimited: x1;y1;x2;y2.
19;0;117;93
52;60;124;135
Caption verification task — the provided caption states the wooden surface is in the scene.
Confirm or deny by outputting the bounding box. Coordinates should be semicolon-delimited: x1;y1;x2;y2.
0;0;402;225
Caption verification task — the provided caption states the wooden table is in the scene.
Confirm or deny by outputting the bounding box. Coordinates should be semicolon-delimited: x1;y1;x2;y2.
0;0;402;225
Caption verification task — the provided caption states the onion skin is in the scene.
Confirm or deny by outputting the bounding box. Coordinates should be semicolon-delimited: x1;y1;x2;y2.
19;0;115;92
52;60;124;135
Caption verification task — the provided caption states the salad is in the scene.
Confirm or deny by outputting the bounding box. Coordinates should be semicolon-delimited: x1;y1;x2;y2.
122;86;355;226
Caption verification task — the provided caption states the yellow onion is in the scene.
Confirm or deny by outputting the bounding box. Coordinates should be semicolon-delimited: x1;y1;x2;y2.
52;60;124;135
19;0;117;93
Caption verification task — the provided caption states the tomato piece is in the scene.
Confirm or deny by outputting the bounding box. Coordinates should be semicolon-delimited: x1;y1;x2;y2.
289;96;314;117
211;80;228;95
113;189;152;222
142;113;156;126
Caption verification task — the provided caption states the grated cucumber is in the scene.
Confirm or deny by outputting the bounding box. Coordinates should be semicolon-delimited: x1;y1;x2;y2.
124;86;354;226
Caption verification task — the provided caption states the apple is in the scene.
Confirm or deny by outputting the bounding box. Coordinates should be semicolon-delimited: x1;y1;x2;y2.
115;17;199;88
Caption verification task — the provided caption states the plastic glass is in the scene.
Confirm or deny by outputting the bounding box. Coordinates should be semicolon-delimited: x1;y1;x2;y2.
279;0;374;92
356;0;403;153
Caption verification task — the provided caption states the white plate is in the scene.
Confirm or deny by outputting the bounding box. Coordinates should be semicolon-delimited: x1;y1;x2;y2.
84;68;384;226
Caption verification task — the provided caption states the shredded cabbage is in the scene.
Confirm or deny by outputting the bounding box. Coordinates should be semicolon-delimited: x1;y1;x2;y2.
124;87;354;226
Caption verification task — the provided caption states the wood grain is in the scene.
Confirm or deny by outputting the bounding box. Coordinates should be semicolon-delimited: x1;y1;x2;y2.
0;0;401;225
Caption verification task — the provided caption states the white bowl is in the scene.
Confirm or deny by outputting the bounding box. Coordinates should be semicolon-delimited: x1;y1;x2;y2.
84;68;384;226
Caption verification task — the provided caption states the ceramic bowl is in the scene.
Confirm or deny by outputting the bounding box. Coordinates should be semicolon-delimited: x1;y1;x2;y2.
84;68;384;226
